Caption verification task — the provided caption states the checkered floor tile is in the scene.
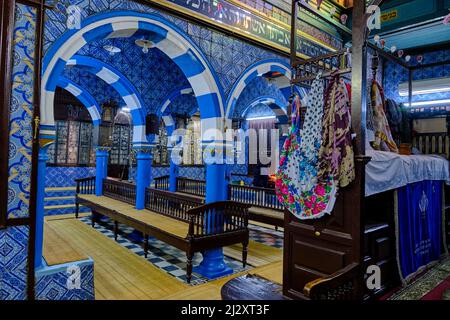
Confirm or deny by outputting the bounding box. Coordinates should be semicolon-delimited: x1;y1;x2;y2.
79;216;255;286
249;224;284;248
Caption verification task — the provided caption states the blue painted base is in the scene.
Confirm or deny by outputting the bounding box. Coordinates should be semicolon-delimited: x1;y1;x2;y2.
193;248;233;280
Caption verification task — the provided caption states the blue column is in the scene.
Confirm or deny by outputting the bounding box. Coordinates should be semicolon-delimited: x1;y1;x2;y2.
169;154;178;192
135;149;153;210
194;163;232;279
167;129;179;192
95;148;109;196
35;145;50;269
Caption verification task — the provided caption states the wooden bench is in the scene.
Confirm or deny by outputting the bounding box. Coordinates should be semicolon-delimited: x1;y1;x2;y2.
229;184;284;228
153;176;284;228
75;177;250;283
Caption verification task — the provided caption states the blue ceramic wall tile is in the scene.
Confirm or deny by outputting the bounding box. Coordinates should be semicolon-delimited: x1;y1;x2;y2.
8;3;37;220
384;50;450;104
45;166;96;188
35;262;95;300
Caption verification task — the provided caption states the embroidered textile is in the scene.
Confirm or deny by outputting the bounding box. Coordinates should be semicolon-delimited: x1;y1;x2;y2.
275;78;337;220
371;80;399;153
318;78;355;188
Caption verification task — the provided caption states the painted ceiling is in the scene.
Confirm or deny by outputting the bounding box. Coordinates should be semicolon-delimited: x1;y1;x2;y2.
233;77;287;119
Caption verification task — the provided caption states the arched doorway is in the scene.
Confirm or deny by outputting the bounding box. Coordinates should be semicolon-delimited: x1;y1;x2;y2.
37;11;229;279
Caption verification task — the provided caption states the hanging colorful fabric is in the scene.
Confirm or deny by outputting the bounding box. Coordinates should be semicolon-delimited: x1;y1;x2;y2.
318;78;355;188
275;77;337;220
371;80;399;153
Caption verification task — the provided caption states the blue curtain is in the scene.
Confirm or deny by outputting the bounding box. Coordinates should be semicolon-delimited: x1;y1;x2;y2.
397;180;443;281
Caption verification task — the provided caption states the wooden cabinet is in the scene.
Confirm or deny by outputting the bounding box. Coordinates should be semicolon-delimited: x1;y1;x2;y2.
283;158;400;300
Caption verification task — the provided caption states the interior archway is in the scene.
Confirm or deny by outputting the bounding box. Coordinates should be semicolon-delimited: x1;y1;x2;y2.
57;77;102;126
41;10;225;146
66;55;148;147
226;59;306;119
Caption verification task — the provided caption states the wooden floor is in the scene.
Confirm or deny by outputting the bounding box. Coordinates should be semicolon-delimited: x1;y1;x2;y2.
44;214;283;300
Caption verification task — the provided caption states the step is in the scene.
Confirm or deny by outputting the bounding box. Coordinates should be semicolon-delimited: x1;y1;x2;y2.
44;204;91;216
44;199;75;209
45;186;76;192
44;196;74;201
364;221;390;234
45;189;77;198
44;197;76;207
45;204;78;210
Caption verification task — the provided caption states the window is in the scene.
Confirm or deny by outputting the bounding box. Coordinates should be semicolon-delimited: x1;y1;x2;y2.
110;124;132;165
182;115;202;165
153;121;169;166
47;120;95;166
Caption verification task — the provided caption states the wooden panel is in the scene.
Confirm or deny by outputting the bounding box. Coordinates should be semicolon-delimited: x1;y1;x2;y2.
291;237;346;274
375;237;391;261
283;157;367;299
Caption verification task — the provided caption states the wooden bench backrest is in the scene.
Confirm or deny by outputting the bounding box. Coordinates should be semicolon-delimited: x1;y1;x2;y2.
103;179;136;205
187;201;251;237
145;187;204;223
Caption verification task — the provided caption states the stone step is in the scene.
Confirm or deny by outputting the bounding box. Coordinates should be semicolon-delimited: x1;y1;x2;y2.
44;204;90;216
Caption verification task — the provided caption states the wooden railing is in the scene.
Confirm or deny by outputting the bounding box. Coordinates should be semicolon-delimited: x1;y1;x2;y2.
177;177;206;197
412;133;450;159
187;201;250;238
153;176;284;211
154;175;170;191
75;176;96;195
145;188;204;223
303;263;361;300
228;184;283;211
103;179;136;205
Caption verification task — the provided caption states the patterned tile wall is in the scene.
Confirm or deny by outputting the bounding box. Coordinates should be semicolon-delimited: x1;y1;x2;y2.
8;4;37;220
179;166;206;180
35;261;95;300
0;226;29;300
383;50;450;104
45;166;96;188
234;77;287;118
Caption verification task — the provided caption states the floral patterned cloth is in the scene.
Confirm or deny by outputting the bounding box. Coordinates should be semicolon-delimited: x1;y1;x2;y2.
371;80;399;153
275;78;337;220
298;76;325;191
318;78;355;188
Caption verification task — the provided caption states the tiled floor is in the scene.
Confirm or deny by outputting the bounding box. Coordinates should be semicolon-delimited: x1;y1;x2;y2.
79;216;283;286
248;224;284;248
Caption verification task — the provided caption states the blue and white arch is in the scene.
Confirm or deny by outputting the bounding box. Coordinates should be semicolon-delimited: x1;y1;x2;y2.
66;55;150;148
41;11;225;147
243;96;289;124
40;10;231;279
159;85;194;135
226;59;307;119
57;77;102;126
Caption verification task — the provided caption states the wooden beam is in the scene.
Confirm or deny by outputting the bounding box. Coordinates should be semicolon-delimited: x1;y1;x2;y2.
350;0;368;156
